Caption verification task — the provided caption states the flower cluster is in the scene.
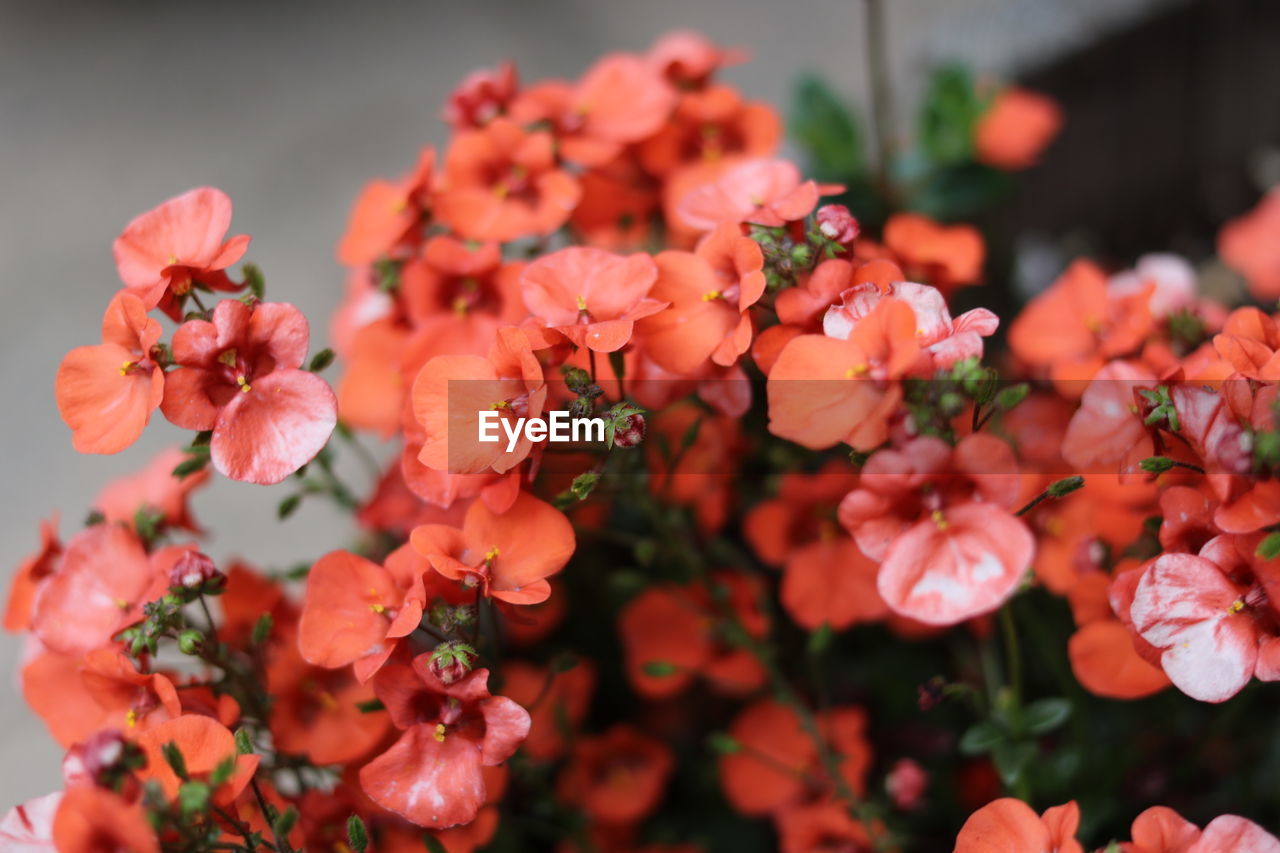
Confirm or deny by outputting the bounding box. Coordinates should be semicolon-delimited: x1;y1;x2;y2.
9;27;1280;853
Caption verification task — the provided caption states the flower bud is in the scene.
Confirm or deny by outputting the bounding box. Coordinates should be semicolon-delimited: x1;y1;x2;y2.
427;641;478;685
67;729;146;789
177;629;204;655
816;204;860;246
169;550;226;595
612;413;646;449
886;758;928;811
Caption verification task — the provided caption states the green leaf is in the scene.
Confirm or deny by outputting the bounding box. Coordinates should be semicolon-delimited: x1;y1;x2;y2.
177;781;209;815
807;623;834;655
1139;456;1177;475
918;65;985;166
679;416;704;451
277;494;302;520
1024;697;1072;735
707;732;741;755
551;654;580;673
1048;476;1085;498
273;806;299;839
209;756;237;787
242;264;265;300
172;455;210;480
641;660;679;677
1257;532;1280;560
356;698;386;713
958;721;1005;755
161;742;189;780
790;75;864;181
308;348;336;372
992;740;1036;786
234;728;255;755
608;350;626;383
346;815;369;853
422;834;448;853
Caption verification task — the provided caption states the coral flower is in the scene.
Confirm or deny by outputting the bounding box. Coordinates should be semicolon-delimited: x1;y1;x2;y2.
1060;360;1156;470
719;699;871;816
838;435;1033;625
514;55;676;167
55;292;164;454
1213;306;1280;381
647;30;746;88
677;158;834;232
298;544;434;681
337;146;435;266
1219;189;1280;300
882;214;984;293
556;725;674;825
4;516;61;632
269;648;389;766
445;62;518;129
781;535;887;631
30;524;170;655
775;800;878;853
636;223;766;373
93;446;209;533
501;660;596;761
435;117;581;242
360;662;529;829
521;247;667;352
410;491;575;605
161;299;338;484
767;298;920;451
822;277;998;373
636;84;780;176
133;715;261;803
53;787;159;853
1009;259;1155;385
974;87;1063;170
618;574;767;699
953;798;1082;853
112;187;251;318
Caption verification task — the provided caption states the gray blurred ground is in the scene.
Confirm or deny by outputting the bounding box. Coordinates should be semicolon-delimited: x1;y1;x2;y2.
0;0;1172;807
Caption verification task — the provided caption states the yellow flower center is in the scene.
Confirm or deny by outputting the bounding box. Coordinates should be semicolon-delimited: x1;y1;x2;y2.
931;509;949;530
433;723;447;743
236;375;252;393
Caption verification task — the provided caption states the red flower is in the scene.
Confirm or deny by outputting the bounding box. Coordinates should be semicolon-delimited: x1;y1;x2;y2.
112;187;250;319
55;292;164;454
161;299;337;484
360;662;529;828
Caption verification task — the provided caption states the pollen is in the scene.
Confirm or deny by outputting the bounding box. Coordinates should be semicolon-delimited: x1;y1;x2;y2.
114;598;130;610
452;296;470;315
931;509;949;530
236;375;252;393
319;691;339;711
485;546;500;563
702;290;723;302
369;602;386;614
118;360;135;376
576;294;588;311
125;709;138;728
1228;599;1246;614
433;723;447;743
844;364;870;379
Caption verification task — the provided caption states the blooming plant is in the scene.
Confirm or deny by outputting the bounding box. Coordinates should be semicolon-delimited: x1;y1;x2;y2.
11;26;1280;853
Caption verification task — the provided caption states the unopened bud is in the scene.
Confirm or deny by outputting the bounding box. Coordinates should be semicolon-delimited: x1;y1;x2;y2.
427;641;478;685
886;758;928;811
74;729;146;788
815;204;861;246
612;413;646;449
169;551;225;595
177;630;204;655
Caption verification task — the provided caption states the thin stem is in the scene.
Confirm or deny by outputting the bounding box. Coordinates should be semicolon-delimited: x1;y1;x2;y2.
999;604;1022;711
188;289;212;316
251;776;291;853
864;0;897;200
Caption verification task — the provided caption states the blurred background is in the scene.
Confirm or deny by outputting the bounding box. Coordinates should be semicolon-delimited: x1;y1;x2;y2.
2;0;1274;806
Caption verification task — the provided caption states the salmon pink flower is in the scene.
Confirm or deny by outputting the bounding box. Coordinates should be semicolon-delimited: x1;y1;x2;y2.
444;61;518;129
882;213;984;293
521;247;666;352
410;491;575;605
160;299;337;484
1219;188;1280;300
1128;536;1279;702
953;798;1082;853
513;55;676;167
677;158;835;232
360;662;529;829
1060;360;1157;470
647;30;746;88
500;660;595;761
435;118;580;242
1121;805;1202;853
30;524;170;655
636;84;780;176
268;644;390;766
337;147;435;267
133;715;260;803
974;87;1063;170
838;434;1033;625
556;725;674;825
1213;306;1280;381
53;787;159;853
781;535;887;631
767;298;920;451
822;278;998;373
93;446;209;534
4;516;61;633
411;327;547;474
636;223;766;373
55;292;164;455
298;544;434;682
112;187;250;319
